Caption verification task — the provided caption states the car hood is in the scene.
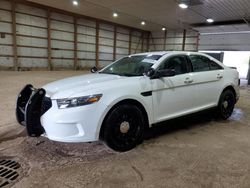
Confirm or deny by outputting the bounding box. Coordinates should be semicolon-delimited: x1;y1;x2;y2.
43;73;122;99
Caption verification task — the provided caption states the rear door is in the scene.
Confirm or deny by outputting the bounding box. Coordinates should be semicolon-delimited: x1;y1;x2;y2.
188;54;224;109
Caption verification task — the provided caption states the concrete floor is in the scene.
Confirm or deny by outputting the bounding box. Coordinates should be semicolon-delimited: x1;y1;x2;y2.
0;71;250;188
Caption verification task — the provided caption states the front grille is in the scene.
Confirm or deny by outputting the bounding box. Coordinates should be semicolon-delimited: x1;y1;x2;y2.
41;96;52;115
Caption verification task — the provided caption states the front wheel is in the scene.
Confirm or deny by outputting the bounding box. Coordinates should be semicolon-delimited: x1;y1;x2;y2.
101;104;145;152
217;89;236;120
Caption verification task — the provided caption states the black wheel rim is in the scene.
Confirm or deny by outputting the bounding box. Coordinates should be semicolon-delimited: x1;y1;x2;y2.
221;94;235;118
111;110;142;148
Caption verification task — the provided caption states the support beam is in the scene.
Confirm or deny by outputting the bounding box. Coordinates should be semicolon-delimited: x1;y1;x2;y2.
128;30;132;54
182;29;186;51
95;21;100;68
196;33;200;52
146;32;150;52
141;32;144;52
11;0;18;71
163;30;167;51
47;9;52;70
113;25;117;61
150;32;156;51
248;57;250;85
74;17;78;70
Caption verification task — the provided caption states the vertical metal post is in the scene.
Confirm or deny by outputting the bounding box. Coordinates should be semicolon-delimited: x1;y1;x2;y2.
74;17;78;70
163;30;167;51
47;9;52;70
113;25;117;61
11;0;18;71
95;21;99;68
128;30;132;54
146;32;150;52
141;32;144;52
182;29;186;51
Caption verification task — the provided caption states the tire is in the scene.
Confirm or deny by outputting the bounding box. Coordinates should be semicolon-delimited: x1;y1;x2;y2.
101;104;145;152
217;89;236;120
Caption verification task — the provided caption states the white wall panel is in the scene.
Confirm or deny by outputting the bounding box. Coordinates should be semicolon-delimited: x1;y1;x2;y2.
0;57;13;67
99;38;113;46
117;33;129;41
51;12;73;23
18;58;47;67
116;47;128;55
78;43;95;51
51;20;73;32
16;25;47;37
99;60;111;67
51;30;73;41
99;29;114;38
99;45;113;53
99;53;112;60
17;36;47;47
78;35;95;44
0;46;12;55
51;50;73;58
16;13;47;27
0;22;12;33
52;59;73;68
0;9;11;22
77;25;96;35
78;51;95;59
18;47;47;57
0;34;12;45
79;60;95;68
117;40;128;48
51;40;73;50
16;4;46;17
78;18;96;28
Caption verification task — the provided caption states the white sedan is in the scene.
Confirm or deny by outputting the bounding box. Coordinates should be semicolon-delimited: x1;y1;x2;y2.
16;51;240;151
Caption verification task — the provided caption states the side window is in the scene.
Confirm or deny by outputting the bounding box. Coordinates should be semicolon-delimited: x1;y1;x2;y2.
189;55;210;72
210;60;223;70
158;55;188;75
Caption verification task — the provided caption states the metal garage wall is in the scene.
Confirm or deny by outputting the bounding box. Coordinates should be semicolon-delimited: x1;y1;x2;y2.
0;0;149;70
0;0;13;69
198;33;250;51
149;30;199;52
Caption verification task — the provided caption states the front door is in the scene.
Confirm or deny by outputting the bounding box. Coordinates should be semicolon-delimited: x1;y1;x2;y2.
152;55;197;123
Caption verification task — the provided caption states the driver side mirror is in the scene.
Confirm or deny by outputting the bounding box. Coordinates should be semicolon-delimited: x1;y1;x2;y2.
150;69;175;79
90;66;98;73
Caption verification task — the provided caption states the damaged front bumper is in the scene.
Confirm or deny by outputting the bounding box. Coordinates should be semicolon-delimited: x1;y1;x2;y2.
16;84;52;137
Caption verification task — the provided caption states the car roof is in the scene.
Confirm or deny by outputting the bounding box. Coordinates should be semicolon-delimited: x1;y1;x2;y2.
130;51;204;57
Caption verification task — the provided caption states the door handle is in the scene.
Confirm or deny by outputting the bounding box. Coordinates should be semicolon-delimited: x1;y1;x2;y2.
217;74;223;79
184;78;193;84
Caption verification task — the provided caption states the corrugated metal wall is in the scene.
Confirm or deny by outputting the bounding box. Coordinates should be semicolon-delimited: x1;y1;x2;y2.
0;0;199;71
0;0;149;70
198;33;250;51
149;30;199;52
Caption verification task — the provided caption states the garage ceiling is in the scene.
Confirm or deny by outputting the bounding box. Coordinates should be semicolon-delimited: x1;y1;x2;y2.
27;0;250;31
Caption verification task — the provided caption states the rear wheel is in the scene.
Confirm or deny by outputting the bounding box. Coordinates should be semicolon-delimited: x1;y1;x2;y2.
101;104;144;152
217;89;236;120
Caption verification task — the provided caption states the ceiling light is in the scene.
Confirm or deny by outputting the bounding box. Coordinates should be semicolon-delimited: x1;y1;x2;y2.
162;27;166;31
179;3;188;9
113;12;118;17
141;21;146;25
206;18;214;23
73;0;78;6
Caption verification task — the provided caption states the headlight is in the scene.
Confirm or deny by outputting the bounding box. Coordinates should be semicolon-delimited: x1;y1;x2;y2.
57;94;102;109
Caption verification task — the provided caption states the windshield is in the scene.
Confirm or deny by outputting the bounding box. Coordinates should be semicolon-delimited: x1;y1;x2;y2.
99;55;162;76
